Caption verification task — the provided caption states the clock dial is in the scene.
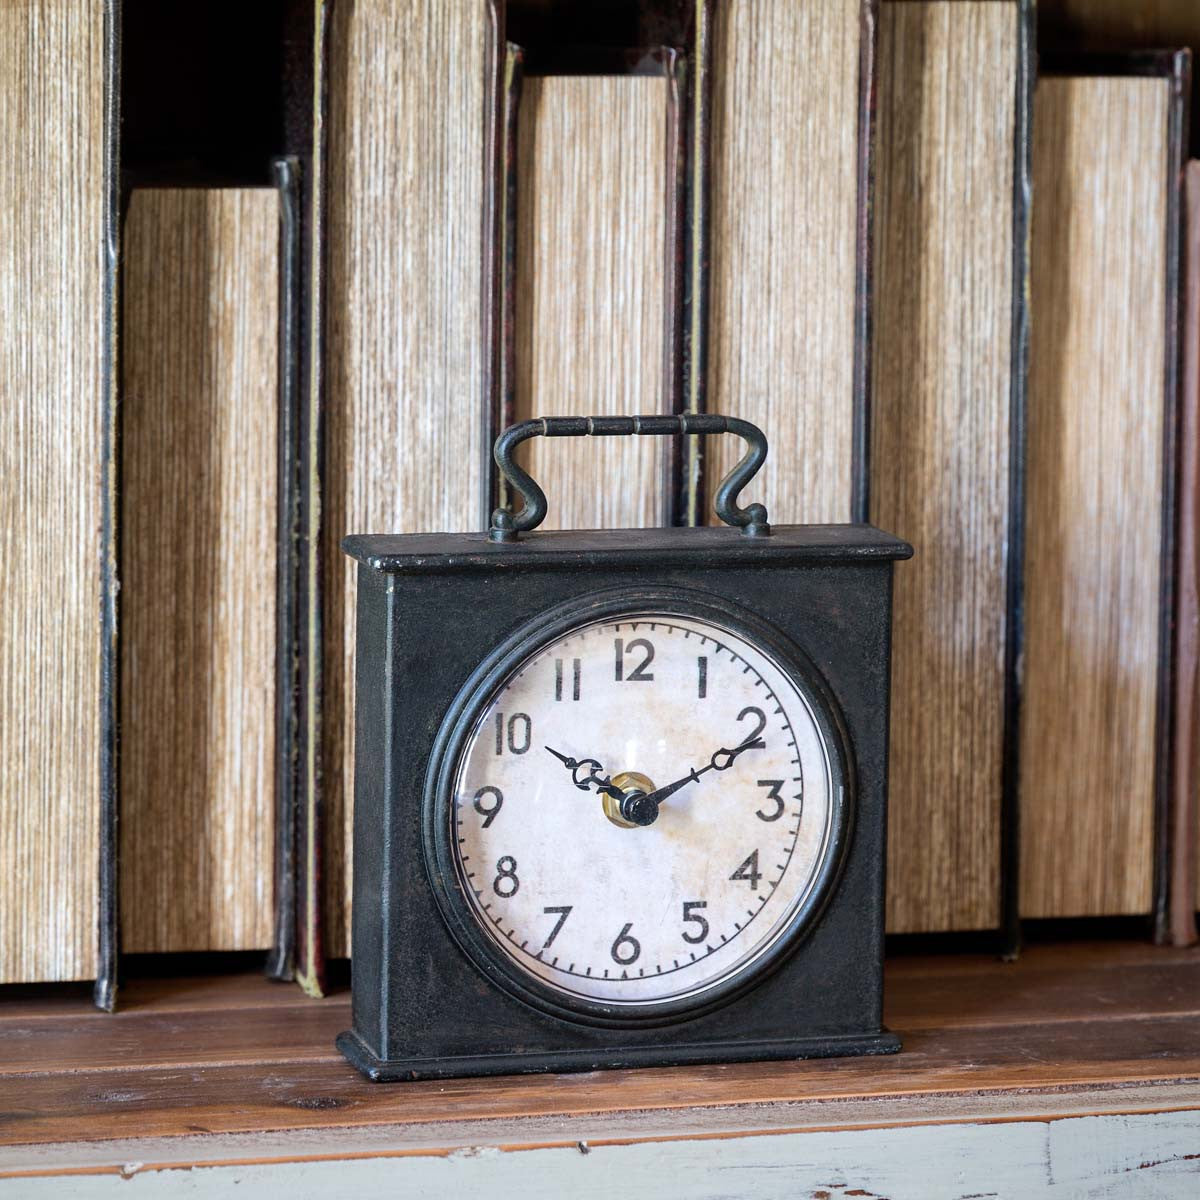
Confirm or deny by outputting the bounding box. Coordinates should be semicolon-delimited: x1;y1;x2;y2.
448;611;842;1008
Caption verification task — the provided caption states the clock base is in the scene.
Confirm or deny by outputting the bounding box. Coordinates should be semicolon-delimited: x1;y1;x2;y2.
336;1028;901;1083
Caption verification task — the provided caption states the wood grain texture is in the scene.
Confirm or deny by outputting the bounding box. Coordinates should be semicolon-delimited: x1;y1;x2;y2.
706;0;862;524
871;2;1017;933
1021;77;1169;917
323;0;486;955
120;190;279;952
0;0;105;983
514;75;666;530
2;943;1199;1156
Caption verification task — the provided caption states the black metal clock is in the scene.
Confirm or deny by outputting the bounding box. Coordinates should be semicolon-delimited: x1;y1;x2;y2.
337;415;911;1081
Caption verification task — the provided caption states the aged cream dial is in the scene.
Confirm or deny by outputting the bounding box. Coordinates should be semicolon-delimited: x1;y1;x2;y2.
449;610;842;1008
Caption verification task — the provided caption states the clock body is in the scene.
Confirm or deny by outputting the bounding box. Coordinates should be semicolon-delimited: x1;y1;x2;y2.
338;522;910;1081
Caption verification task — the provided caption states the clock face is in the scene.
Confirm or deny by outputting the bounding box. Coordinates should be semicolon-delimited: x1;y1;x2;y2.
443;608;847;1012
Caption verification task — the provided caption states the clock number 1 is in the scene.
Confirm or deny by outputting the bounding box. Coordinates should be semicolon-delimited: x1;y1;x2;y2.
697;655;708;699
494;712;532;755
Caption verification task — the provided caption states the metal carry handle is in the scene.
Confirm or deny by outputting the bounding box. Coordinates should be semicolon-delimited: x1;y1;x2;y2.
489;414;771;542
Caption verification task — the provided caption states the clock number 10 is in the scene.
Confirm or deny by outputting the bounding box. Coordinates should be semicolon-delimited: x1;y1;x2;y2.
494;712;531;755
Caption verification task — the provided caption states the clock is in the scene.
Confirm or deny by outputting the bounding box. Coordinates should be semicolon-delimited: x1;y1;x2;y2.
337;415;911;1081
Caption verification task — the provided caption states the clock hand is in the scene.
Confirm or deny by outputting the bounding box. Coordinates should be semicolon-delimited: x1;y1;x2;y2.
544;745;626;801
635;735;767;809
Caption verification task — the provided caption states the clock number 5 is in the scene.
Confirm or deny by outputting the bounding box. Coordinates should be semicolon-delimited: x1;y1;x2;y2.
614;637;655;682
610;923;641;965
681;900;709;944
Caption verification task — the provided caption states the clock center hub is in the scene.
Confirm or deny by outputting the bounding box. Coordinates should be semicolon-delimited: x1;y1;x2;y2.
604;770;658;829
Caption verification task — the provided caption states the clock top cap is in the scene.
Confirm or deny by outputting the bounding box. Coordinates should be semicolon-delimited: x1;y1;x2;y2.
343;523;913;576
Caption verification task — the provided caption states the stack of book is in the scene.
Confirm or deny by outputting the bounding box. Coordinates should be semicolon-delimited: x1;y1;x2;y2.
2;0;1198;1005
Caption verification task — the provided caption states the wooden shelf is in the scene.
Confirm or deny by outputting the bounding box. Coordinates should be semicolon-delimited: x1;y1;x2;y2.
4;942;1200;1192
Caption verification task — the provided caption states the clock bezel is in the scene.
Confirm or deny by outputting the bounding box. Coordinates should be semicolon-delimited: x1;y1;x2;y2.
422;584;855;1028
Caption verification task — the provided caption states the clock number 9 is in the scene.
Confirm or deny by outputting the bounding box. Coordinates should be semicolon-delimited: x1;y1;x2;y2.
610;922;641;965
493;856;520;898
471;786;504;828
494;712;532;755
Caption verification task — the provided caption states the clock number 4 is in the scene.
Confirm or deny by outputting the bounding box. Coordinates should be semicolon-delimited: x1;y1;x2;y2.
614;637;654;682
681;900;709;944
731;850;762;889
554;658;581;701
494;712;532;755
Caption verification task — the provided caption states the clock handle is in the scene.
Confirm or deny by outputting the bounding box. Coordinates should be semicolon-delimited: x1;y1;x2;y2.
488;414;770;542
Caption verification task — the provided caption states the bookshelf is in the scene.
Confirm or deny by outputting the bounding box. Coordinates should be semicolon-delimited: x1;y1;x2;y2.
4;1;1200;1188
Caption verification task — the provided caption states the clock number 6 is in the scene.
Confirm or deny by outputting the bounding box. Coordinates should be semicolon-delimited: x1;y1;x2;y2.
610;923;641;965
681;900;709;944
493;856;520;897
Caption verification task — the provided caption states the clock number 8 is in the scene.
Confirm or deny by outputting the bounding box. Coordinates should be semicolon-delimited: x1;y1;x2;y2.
493;856;520;898
610;922;641;965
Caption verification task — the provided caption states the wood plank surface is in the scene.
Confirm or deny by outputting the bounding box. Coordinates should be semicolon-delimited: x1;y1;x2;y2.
0;0;106;983
706;0;863;524
120;190;279;953
322;0;487;956
2;943;1198;1151
514;75;666;531
871;1;1017;933
1021;77;1169;917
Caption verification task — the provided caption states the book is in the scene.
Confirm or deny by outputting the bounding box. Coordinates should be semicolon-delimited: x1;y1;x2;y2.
318;0;489;961
870;0;1032;937
119;188;280;953
0;0;118;991
1172;159;1200;947
1021;53;1189;923
512;72;669;531
705;0;874;524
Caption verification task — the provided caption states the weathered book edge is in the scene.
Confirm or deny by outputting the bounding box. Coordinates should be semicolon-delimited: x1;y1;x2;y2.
95;0;123;1014
1038;48;1191;944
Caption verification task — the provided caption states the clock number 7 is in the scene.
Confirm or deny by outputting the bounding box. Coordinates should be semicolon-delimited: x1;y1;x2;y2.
541;905;572;948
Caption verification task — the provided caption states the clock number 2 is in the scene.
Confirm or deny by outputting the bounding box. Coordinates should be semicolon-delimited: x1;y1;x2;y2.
493;856;520;897
614;637;655;682
494;712;532;755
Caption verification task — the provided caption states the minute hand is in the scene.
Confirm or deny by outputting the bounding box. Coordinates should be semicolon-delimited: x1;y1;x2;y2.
639;736;766;808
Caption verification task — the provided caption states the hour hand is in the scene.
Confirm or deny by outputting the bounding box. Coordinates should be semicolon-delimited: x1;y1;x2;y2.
544;745;625;801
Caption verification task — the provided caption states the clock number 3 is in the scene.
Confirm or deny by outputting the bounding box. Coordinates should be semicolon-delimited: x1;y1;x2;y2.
493;856;520;897
614;637;655;682
755;780;785;822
